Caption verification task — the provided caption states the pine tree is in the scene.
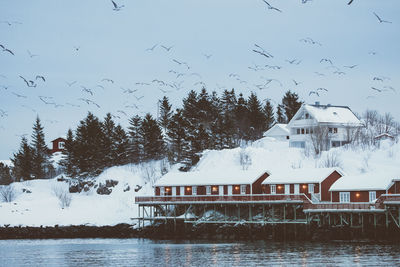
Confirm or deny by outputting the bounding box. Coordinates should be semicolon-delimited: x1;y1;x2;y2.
31;116;51;179
247;92;266;140
167;109;189;162
140;113;165;161
101;113;116;167
128;115;142;163
158;96;172;134
60;129;78;177
276;104;286;123
263;99;275;130
0;162;13;185
281;90;303;122
113;124;129;165
11;137;33;181
235;93;250;141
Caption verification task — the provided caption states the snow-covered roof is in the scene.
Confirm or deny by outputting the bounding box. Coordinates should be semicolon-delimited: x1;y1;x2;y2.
374;133;395;139
155;170;269;187
262;167;342;184
289;104;362;126
330;172;399;191
264;124;289;137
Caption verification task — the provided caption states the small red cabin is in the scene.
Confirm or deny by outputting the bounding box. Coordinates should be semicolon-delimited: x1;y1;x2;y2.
50;137;66;154
329;172;400;203
154;170;270;196
261;168;343;202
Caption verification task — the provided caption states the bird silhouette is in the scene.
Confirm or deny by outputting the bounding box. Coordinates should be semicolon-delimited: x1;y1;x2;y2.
292;80;301;86
81;86;94;96
27;50;38;58
309;91;319;97
203;53;212;59
12;92;27;98
66;81;77;87
102;78;114;83
344;64;358;69
348;0;354;5
111;0;124;11
373;12;391;23
19;76;37;87
36;75;45;82
320;58;333;65
146;44;158;52
161;45;173;51
262;0;282;12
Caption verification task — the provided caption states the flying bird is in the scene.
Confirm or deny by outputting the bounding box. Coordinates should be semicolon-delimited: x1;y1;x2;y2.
12;92;27;98
19;76;37;87
78;98;100;108
371;87;383;92
253;44;273;58
373;12;392;23
146;44;158;52
134;95;144;101
161;45;173;51
316;88;328;92
111;0;124;11
0;21;22;26
292;80;301;86
101;78;114;83
36;75;45;82
2;48;14;55
27;50;38;58
333;71;346;75
73;46;80;51
309;91;319;97
261;0;282;12
203;53;212;59
66;81;77;87
348;0;354;5
81;86;94;96
320;58;333;65
344;64;357;69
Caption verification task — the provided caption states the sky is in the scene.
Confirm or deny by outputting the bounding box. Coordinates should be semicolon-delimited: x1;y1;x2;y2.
0;0;399;159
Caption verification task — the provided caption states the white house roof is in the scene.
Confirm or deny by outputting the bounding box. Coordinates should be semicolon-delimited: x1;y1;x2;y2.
262;168;342;185
155;170;269;187
264;124;289;137
330;172;399;191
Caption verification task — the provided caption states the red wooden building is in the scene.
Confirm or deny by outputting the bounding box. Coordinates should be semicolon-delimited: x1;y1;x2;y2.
50;137;66;154
261;168;343;202
154;170;270;196
329;172;400;203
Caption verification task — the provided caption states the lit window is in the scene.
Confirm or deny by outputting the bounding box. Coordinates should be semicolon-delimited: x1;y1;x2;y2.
58;142;65;149
270;185;276;194
212;186;218;193
192;186;197;195
308;184;314;194
240;185;246;195
206;186;211;195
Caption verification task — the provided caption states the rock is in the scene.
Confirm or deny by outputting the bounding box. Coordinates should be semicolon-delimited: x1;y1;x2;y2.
134;185;142;192
105;179;118;188
22;188;32;194
123;184;130;192
97;184;112;195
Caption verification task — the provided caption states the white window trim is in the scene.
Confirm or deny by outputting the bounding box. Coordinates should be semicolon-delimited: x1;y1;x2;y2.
160;187;165;196
240;185;246;195
369;191;377;202
339;192;350;203
58;142;65;149
308;184;315;194
271;185;276;195
206;186;211;195
192;186;197;196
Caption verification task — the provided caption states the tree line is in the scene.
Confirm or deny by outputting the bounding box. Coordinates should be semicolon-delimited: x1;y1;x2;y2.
0;89;302;183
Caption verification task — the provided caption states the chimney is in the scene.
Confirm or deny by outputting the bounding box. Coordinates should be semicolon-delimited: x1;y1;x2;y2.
315;101;320;106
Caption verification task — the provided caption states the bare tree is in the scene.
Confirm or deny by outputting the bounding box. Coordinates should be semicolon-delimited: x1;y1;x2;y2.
52;185;72;208
319;151;342;168
0;185;17;202
239;149;252;170
309;125;330;155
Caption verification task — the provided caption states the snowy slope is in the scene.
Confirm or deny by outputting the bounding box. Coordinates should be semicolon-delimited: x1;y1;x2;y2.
0;138;399;227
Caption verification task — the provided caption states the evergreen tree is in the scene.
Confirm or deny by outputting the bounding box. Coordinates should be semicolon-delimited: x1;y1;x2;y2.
128;115;142;163
182;90;199;125
11;137;33;181
276;104;286;123
60;129;78;177
31;116;51;179
234;93;250;141
280;90;303;122
167;109;189;162
74;112;105;176
140;113;165;161
263;99;275;130
0;162;13;185
158;96;173;134
101;113;116;167
247;92;266;140
113;124;129;165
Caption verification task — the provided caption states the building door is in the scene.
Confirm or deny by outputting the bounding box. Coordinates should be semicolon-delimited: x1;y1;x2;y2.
219;185;224;196
172;187;176;196
228;185;233;195
294;184;300;194
369;191;376;202
285;184;290;194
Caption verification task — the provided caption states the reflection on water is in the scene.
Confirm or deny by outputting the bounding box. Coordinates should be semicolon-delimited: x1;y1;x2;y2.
0;238;399;266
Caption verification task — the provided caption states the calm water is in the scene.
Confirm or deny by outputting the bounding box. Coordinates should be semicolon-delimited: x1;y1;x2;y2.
0;238;399;266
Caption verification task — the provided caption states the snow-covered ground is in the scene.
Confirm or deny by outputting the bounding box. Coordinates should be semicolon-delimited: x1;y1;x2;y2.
1;137;399;227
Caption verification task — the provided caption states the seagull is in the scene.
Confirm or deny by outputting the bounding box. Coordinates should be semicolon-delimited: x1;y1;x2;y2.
314;72;325;76
121;87;137;94
134;95;144;101
0;85;10;90
73;46;80;51
333;71;346;75
135;82;150;86
286;59;301;65
96;84;105;89
146;44;158;52
369;51;377;56
12;92;27;98
66;102;80;107
384;86;396;92
81;86;94;96
203;53;212;59
66;81;77;87
316;88;328;92
253;44;273;58
309;91;319;97
320;58;333;65
35;75;45;82
261;0;282;12
125;104;138;109
111;0;124;11
161;45;173;51
371;87;382;92
292;80;301;86
344;64;357;69
0;21;22;26
27;50;38;58
117;110;127;116
101;78;114;83
19;76;37;87
2;48;14;55
373;12;392;23
300;37;322;46
78;98;100;108
348;0;354;5
265;65;282;70
38;96;54;104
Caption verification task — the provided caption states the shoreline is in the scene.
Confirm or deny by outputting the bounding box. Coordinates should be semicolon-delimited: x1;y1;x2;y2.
1;222;399;241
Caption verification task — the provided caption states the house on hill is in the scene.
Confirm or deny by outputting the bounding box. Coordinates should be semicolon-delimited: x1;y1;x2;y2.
154;170;270;196
50;137;66;154
264;123;289;141
288;102;363;150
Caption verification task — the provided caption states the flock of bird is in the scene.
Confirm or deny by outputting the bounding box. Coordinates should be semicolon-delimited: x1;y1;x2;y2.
0;0;396;141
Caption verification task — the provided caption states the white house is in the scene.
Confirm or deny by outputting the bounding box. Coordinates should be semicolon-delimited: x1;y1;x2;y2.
264;123;290;141
288;102;363;149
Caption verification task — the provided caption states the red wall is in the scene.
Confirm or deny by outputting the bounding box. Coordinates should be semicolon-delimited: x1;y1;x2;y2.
251;173;269;194
331;190;386;202
321;171;342;201
388;181;400;194
51;138;66;153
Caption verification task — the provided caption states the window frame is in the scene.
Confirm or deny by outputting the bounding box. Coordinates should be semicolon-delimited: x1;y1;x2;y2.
240;185;246;195
206;186;211;195
339;192;350;203
270;185;276;195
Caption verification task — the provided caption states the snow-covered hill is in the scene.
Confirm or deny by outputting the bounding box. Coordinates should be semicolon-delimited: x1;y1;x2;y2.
1;138;399;227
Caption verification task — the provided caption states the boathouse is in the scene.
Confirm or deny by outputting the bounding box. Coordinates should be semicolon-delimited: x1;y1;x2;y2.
329;172;400;203
262;168;343;202
154;170;270;196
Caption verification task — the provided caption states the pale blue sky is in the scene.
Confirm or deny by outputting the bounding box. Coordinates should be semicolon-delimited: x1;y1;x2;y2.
0;0;399;159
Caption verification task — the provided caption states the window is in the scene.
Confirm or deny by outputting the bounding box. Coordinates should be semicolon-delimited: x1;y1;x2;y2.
333;128;338;133
58;142;65;149
306;128;309;134
305;113;309;119
329;128;333;133
297;129;300;135
206;186;211;195
301;128;305;134
308;184;314;194
192;186;197;195
332;141;341;148
369;191;376;202
240;185;246;195
339;192;350;203
160;187;165;196
270;185;276;195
